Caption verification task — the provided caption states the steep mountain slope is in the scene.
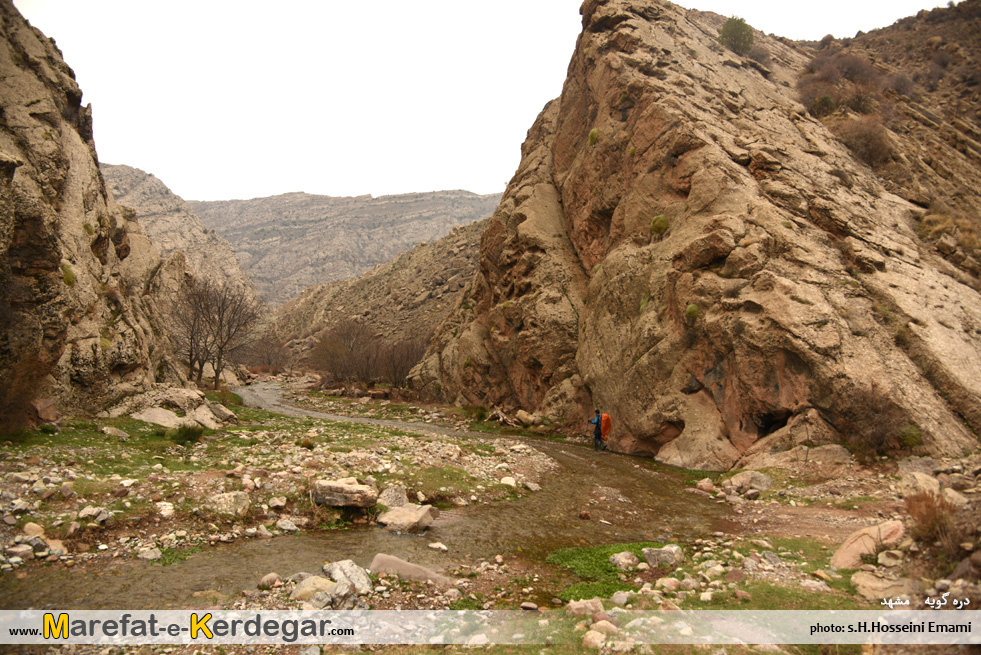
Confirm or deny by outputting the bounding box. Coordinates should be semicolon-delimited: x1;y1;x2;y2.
0;1;185;421
190;191;500;305
276;219;486;358
101;164;259;301
411;0;981;469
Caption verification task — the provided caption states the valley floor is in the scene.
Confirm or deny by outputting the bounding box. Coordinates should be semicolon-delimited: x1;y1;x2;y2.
1;376;979;655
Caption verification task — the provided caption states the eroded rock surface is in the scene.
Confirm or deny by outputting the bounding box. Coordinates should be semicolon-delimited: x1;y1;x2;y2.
411;0;981;469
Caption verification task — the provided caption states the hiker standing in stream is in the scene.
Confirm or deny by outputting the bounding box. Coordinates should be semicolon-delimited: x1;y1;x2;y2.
589;410;605;451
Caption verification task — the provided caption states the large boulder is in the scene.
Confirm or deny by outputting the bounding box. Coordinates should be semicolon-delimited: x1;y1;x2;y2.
323;560;372;595
900;472;941;499
378;485;409;508
188;404;222;430
203;491;250;518
830;521;905;569
642;544;685;568
311;478;378;508
131;407;194;429
368;553;453;584
377;504;439;533
725;470;774;494
850;571;918;601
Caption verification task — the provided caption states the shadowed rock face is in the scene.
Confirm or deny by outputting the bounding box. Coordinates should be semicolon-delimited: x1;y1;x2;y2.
0;1;185;416
411;0;981;469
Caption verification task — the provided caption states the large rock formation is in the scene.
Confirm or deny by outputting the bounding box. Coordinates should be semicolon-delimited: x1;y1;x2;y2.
412;0;981;469
101;164;259;302
275;219;486;358
189;190;500;305
0;1;184;422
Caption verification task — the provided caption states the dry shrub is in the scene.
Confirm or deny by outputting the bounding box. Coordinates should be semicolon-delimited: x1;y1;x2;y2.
906;491;963;557
797;78;840;117
884;73;915;97
835;117;893;167
747;46;771;67
835;381;906;461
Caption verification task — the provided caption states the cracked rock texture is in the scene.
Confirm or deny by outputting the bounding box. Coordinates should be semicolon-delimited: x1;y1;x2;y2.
0;1;185;417
411;0;981;469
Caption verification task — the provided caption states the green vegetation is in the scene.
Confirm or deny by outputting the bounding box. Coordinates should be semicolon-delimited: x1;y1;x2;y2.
588;128;599;147
547;541;661;601
167;423;205;446
157;545;204;566
898;423;923;449
205;390;243;406
83;223;95;235
650;214;669;236
685;303;700;321
61;263;76;287
718;17;754;55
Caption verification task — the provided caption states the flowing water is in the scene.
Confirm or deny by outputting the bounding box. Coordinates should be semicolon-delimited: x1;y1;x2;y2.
0;384;733;610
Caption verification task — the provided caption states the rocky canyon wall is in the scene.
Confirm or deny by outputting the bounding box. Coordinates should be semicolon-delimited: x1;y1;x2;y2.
412;0;981;469
0;1;185;421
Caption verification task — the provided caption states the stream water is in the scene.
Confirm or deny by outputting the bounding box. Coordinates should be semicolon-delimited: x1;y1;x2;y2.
0;384;733;610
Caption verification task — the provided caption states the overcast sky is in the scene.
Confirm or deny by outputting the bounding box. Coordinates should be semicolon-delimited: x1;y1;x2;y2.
13;0;950;202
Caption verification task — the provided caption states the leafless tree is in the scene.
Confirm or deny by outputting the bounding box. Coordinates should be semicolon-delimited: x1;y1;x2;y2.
171;283;214;384
239;325;292;374
170;280;264;389
206;282;264;389
308;318;379;384
380;338;427;388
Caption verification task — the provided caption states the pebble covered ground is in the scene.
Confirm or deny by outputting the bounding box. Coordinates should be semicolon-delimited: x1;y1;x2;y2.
3;378;981;655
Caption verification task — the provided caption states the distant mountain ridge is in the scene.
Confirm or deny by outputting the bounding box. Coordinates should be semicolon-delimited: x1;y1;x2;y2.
189;190;501;305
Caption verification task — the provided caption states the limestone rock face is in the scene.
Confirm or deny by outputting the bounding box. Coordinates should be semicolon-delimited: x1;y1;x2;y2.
0;1;186;419
411;0;981;469
101;164;259;303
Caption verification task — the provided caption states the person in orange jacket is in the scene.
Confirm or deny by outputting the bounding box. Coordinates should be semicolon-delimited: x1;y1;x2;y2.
588;410;606;451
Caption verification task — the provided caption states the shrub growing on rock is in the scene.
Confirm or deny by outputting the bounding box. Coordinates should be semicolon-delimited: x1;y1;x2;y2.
835;117;893;167
718;17;754;55
650;214;669;237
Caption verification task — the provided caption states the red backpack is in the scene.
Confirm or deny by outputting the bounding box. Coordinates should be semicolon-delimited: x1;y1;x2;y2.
600;413;612;440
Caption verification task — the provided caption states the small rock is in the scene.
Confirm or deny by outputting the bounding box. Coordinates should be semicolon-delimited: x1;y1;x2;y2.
520;602;539;611
275;518;298;532
609;551;640;570
582;630;606;650
258;572;282;590
428;542;448;552
22;522;44;538
878;550;904;567
500;476;517;488
137;547;162;561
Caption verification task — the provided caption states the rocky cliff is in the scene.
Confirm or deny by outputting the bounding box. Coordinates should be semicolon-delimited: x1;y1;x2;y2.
101;164;259;302
189;191;500;306
0;1;185;423
411;0;981;469
276;219;486;358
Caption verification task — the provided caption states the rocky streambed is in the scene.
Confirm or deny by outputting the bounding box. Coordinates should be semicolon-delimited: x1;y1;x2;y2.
3;378;981;654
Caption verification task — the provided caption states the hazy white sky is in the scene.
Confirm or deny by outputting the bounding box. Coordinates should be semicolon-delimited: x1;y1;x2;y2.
13;0;949;201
